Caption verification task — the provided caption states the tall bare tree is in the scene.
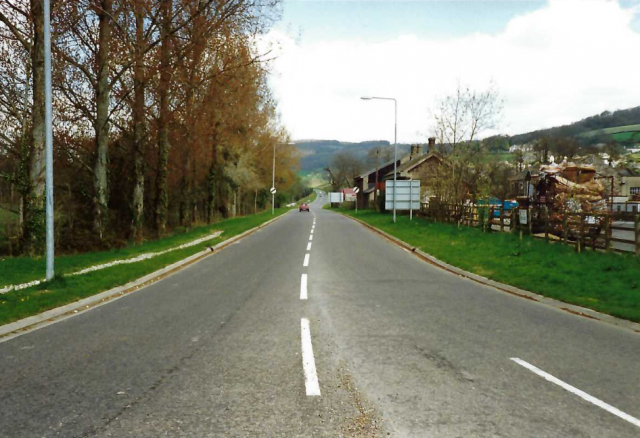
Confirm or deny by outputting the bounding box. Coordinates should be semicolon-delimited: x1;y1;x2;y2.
432;81;504;204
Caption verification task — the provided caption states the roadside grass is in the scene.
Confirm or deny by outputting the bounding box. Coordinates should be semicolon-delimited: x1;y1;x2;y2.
336;209;640;322
0;209;290;288
0;208;290;326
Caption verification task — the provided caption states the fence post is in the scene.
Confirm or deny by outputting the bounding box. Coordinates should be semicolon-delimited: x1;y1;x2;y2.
518;208;523;241
562;214;568;245
635;214;639;258
604;214;611;252
490;207;494;232
544;210;549;242
578;212;585;254
528;207;533;235
500;207;504;233
482;207;487;233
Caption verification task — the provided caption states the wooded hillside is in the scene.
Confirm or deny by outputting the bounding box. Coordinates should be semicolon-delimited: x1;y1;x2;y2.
0;0;300;255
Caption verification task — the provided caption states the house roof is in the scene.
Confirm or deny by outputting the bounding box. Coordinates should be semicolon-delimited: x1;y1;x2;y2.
619;168;639;177
355;156;398;180
383;152;441;179
509;167;540;182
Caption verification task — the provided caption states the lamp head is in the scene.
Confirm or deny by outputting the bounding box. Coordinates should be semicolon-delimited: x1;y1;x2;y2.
361;97;372;100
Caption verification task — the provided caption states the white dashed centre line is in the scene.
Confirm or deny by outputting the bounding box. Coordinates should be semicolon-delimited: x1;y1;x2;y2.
310;229;314;234
309;235;313;241
303;253;310;267
300;274;308;300
511;358;640;429
307;242;312;251
301;318;321;396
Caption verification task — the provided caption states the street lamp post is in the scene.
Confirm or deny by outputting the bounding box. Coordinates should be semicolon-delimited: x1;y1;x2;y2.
44;0;54;280
272;142;276;215
361;97;397;223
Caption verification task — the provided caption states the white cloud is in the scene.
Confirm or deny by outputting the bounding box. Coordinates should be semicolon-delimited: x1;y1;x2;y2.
263;0;640;143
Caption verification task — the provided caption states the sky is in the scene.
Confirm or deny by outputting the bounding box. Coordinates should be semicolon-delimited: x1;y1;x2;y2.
261;0;640;143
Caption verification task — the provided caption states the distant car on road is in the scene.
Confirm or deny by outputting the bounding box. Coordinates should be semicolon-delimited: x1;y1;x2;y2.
299;203;310;212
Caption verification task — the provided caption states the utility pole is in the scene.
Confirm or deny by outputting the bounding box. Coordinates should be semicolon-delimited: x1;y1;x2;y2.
393;99;397;223
374;149;379;210
44;0;54;280
361;97;397;222
271;142;276;215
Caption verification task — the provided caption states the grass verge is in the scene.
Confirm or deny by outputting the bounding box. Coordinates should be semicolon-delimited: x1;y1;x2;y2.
298;190;318;205
0;208;290;326
335;208;640;322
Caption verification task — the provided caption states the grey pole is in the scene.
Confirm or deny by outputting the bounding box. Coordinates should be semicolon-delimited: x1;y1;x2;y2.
44;0;55;280
361;96;397;223
393;99;397;223
272;142;276;215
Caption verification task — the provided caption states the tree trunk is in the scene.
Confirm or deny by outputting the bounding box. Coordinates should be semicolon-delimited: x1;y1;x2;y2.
93;0;112;240
207;165;215;224
155;0;172;235
23;0;47;253
131;3;146;242
206;143;218;223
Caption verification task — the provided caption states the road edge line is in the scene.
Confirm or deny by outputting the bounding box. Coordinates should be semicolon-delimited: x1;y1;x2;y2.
511;358;640;428
0;210;292;342
337;212;640;334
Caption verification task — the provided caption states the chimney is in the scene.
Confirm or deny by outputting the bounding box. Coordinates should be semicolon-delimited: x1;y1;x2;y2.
428;137;436;152
416;144;423;156
410;144;417;159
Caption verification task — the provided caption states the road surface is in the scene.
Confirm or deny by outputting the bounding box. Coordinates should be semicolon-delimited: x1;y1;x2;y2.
1;193;639;437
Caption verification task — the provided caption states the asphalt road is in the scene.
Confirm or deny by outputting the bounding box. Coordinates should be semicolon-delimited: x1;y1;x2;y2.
1;193;639;437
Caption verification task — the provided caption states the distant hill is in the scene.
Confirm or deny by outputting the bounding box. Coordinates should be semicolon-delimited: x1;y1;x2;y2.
296;140;412;172
510;106;640;145
295;106;639;179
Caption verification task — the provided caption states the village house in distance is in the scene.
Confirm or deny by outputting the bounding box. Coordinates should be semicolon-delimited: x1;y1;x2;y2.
354;137;443;209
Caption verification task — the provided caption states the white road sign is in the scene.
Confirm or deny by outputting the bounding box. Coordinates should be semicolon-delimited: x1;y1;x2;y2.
385;180;420;211
270;187;277;194
353;187;360;194
329;192;344;203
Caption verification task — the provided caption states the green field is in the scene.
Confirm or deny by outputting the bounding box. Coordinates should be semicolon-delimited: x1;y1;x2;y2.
335;209;640;322
0;208;291;326
581;124;640;142
483;152;514;163
298;169;329;188
297;190;318;205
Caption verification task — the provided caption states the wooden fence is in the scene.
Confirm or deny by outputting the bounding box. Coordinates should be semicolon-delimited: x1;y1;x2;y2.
423;203;640;257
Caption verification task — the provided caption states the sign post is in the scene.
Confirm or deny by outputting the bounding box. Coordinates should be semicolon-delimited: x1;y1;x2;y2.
353;187;360;214
270;187;277;215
